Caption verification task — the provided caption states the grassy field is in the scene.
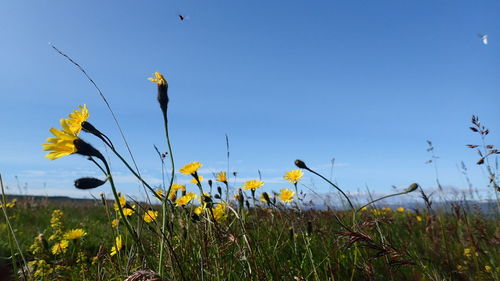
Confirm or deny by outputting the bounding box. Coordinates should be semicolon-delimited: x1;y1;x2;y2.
1;69;498;281
1;196;499;281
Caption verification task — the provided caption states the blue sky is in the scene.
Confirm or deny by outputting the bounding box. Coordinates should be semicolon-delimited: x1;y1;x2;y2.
0;0;498;202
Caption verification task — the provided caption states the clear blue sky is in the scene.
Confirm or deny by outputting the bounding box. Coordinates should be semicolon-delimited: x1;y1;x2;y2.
0;0;498;202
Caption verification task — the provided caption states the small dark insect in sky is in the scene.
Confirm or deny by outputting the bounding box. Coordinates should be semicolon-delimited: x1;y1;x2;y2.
178;14;185;21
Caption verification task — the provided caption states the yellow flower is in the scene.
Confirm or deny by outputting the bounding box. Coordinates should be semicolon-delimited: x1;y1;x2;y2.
110;235;122;256
382;207;392;212
179;162;202;175
194;203;207;215
360;206;368;211
143;210;158;223
148;72;167;86
0;200;16;209
114;194;126;210
64;105;89;135
191;175;203;185
396;207;405;213
171;184;186;192
175;192;197;206
279;188;295;203
243;180;264;191
63;229;86;240
284;169;304;184
168;191;177;201
155;189;164;199
485;265;492;272
416;215;423;222
42;119;78;160
212;203;227;221
456;265;464;271
111;219;119;228
122;208;134;217
52;240;69;255
372;209;382;216
463;248;473;258
215;172;227;183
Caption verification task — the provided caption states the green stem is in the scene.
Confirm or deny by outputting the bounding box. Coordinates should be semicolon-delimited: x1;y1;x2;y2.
159;110;175;277
356;191;408;212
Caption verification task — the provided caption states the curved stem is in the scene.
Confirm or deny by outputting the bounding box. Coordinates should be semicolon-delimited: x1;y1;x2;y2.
356;191;408;212
305;167;354;210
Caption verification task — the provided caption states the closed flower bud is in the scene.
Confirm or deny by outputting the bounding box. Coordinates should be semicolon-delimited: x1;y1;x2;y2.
217;186;222;195
74;139;105;162
307;221;313;236
294;159;308;169
405;183;419;193
262;192;271;204
74;177;107;189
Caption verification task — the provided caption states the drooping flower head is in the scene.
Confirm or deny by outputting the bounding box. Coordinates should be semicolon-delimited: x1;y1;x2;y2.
215;172;227;183
179;162;202;175
64;105;89;135
279;188;295;203
42;119;78;160
143;210;158;223
284;169;304;184
63;229;87;240
175;192;197;206
243;180;264;191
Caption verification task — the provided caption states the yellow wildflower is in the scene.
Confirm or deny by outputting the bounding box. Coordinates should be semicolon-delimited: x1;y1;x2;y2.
64;105;89;135
155;189;164;199
243;180;264;191
382;207;392;212
51;240;69;255
456;265;464;271
416;215;423;222
110;235;122;256
113;194;126;210
360;206;368;211
372;209;382;216
194;203;207;215
215;172;227;183
279;188;295;203
191;175;203;184
284;169;304;184
42;119;78;160
171;184;186;192
175;192;197;206
396;207;405;213
148;72;167;86
485;265;492;272
122;208;134;217
463;248;473;258
168;191;177;201
63;229;86;240
143;210;158;223
179;162;202;175
111;219;119;228
212;203;227;221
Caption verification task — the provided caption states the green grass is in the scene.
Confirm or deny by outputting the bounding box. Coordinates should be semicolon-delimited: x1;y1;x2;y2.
1;199;499;281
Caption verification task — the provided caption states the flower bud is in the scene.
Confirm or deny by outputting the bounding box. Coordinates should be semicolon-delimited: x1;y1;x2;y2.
74;139;105;162
405;183;419;193
74;177;107;189
294;159;308;169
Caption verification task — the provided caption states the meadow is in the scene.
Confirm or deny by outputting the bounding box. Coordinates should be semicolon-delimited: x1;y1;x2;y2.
1;60;499;280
